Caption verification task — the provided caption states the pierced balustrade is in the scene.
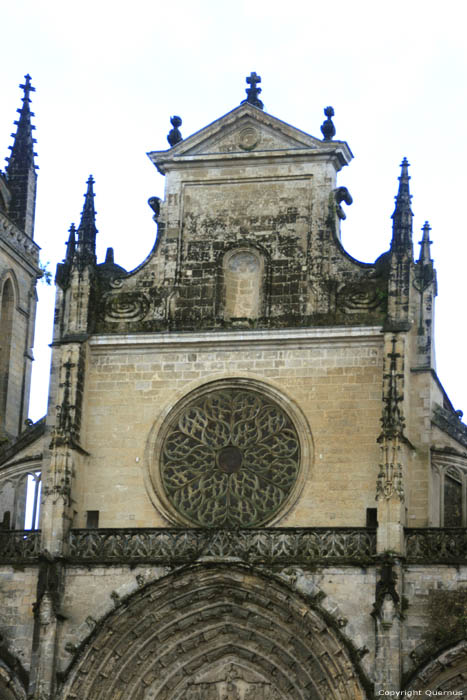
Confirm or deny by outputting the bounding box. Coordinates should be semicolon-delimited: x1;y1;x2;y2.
0;529;41;562
68;527;376;565
405;528;467;562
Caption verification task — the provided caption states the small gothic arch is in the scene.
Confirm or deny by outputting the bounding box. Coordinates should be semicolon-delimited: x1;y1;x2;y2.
60;565;369;700
0;275;17;426
0;464;42;530
431;452;467;526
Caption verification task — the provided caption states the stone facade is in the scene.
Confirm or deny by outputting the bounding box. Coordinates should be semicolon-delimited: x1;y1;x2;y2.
2;74;467;699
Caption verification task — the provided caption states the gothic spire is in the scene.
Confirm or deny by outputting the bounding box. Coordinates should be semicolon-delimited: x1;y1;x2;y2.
5;75;38;236
391;158;413;255
418;221;433;265
76;175;98;261
6;75;37;173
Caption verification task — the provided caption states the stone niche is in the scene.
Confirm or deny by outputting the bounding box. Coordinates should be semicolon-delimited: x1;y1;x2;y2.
223;248;264;320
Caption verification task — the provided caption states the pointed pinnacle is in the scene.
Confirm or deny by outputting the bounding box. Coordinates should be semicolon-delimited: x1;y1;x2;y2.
391;157;413;253
77;175;98;244
394;157;411;207
66;223;76;261
418;221;433;265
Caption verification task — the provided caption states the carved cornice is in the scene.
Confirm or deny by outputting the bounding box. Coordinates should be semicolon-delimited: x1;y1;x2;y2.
432;404;467;449
0;210;40;265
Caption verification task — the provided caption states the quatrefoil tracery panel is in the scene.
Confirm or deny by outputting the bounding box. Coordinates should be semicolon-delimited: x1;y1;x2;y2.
159;387;301;528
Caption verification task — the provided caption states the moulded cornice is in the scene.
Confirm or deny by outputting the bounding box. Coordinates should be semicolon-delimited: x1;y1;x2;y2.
89;325;383;352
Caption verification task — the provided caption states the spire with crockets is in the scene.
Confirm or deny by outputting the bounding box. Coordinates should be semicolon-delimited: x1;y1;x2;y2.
5;74;38;237
391;157;413;256
76;175;98;263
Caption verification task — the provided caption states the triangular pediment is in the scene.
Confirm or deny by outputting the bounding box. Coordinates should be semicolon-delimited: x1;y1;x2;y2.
148;103;352;170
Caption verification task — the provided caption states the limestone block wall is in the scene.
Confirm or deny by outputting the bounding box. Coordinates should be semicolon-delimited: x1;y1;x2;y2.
74;327;384;529
0;565;37;671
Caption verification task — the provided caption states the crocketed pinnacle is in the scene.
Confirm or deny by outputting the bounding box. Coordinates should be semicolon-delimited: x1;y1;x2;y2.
391;158;413;254
418;221;433;265
6;74;37;175
76;175;98;255
65;223;76;261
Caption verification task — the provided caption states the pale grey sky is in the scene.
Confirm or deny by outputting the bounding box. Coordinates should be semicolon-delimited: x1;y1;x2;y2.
1;0;466;419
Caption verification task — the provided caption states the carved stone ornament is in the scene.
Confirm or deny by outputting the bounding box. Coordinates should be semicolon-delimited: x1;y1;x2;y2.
176;662;282;700
154;384;302;528
104;291;150;321
237;126;260;151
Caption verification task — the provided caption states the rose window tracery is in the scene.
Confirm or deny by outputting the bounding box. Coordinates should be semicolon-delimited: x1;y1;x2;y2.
160;387;300;527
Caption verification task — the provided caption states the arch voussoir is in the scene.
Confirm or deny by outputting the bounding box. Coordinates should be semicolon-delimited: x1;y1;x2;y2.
61;566;368;700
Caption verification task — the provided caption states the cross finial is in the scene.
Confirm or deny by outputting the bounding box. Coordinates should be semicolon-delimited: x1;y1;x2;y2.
246;72;261;90
242;72;264;110
19;74;35;101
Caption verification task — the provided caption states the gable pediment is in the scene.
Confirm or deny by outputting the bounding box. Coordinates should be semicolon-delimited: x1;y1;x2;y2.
178;109;322;156
148;103;352;170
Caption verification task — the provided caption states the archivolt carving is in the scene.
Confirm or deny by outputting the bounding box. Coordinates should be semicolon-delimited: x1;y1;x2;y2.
0;659;27;700
60;566;367;700
156;384;301;528
405;640;467;694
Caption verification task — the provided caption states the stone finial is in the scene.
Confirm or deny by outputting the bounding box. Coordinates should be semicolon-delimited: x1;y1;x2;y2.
241;72;264;110
167;116;183;147
320;106;336;141
105;247;114;264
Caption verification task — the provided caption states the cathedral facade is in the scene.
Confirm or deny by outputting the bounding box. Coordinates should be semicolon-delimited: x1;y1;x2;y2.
1;74;467;699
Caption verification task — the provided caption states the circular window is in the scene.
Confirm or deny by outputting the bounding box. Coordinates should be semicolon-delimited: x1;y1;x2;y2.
155;385;301;528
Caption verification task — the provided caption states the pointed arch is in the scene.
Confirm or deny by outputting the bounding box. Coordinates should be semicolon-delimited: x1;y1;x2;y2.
60;565;369;699
405;640;467;694
0;651;28;700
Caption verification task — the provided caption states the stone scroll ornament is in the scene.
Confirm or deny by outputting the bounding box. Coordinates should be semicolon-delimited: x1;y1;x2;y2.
104;291;149;321
160;388;300;528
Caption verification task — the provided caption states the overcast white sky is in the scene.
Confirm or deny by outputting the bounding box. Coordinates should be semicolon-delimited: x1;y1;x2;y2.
1;0;466;421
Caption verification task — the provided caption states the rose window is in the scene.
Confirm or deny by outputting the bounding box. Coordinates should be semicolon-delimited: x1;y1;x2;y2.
160;387;300;528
